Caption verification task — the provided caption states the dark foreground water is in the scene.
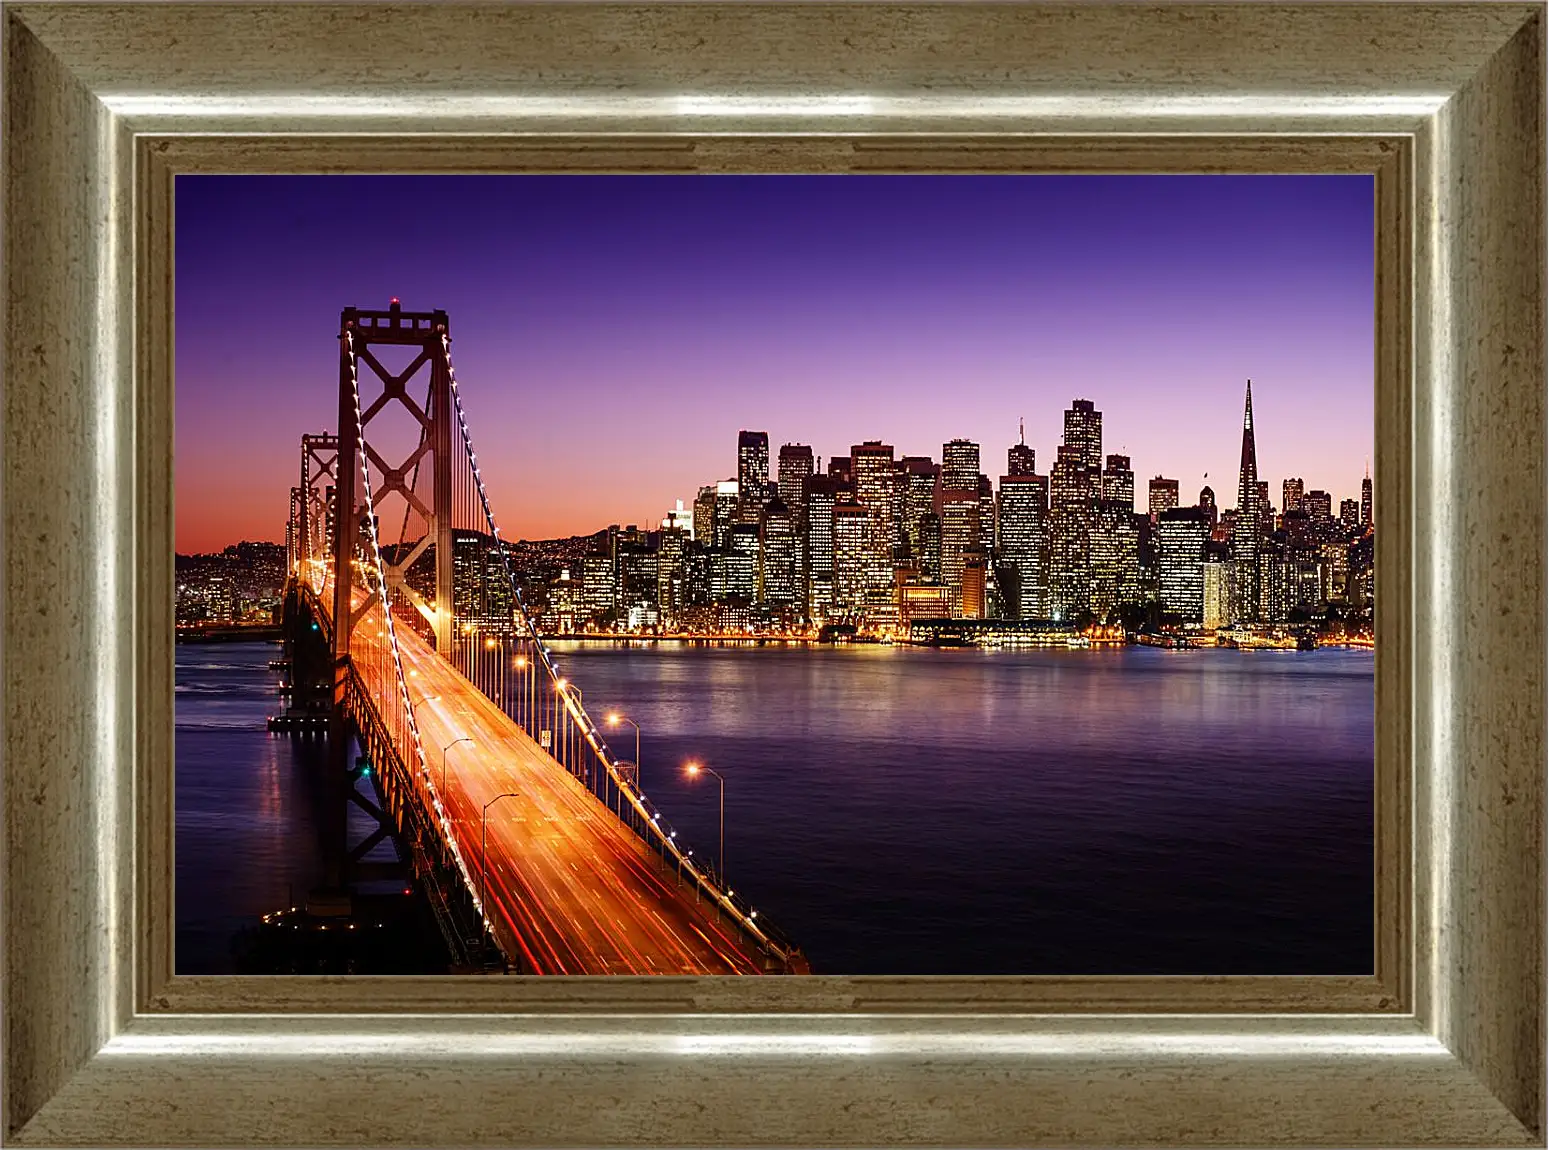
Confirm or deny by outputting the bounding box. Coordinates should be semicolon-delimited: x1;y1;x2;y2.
177;640;1373;975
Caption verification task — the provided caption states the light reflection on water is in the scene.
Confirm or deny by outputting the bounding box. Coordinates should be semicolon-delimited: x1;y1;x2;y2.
177;640;1373;975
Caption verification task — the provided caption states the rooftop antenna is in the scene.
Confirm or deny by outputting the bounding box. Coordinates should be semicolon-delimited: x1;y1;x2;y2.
1019;417;1025;445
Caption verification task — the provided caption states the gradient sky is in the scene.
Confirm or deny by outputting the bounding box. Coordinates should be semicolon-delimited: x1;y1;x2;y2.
175;174;1373;553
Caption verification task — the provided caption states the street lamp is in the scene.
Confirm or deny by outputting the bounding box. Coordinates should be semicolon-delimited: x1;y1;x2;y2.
441;735;473;792
411;693;441;724
684;761;725;887
480;791;521;928
605;712;642;789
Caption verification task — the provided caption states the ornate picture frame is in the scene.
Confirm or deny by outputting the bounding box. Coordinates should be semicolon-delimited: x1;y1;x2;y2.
3;3;1542;1145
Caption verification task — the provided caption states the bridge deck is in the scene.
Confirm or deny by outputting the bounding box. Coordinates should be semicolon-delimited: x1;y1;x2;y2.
352;616;767;975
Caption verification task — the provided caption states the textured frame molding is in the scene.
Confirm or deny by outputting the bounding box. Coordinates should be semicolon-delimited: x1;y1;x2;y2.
2;3;1542;1147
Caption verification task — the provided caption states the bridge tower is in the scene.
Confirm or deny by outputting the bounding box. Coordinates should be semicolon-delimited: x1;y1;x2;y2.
331;300;455;665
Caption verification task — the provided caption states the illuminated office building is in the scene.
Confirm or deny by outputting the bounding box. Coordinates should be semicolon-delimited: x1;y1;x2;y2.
850;440;898;596
777;444;813;519
1063;399;1103;471
832;500;872;617
758;499;799;609
1156;506;1211;622
1148;476;1180;518
997;473;1049;620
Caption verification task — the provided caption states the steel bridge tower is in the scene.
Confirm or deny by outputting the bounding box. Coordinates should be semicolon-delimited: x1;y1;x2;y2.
332;300;456;669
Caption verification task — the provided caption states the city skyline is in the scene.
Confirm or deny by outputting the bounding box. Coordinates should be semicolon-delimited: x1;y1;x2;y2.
175;174;1374;553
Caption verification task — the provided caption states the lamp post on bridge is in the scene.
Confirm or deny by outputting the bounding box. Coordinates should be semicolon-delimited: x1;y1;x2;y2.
479;791;521;943
411;693;441;726
684;761;725;889
441;735;473;793
604;712;642;790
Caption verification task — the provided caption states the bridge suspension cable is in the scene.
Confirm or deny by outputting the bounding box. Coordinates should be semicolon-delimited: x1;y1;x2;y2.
341;329;487;926
436;333;801;966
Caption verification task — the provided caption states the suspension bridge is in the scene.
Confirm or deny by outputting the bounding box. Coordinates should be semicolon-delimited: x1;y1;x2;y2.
279;301;807;975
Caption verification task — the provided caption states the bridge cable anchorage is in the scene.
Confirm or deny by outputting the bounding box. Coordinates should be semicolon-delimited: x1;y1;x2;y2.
344;331;488;929
437;335;796;965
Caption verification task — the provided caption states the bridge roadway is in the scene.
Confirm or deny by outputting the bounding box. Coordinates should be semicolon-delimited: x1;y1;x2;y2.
350;616;768;975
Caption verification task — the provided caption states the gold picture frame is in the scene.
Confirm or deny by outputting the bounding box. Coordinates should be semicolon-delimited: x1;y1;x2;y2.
3;2;1542;1145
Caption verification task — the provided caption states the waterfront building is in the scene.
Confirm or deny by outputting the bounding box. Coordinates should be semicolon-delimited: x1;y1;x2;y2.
899;580;952;630
938;491;981;618
997;473;1049;620
960;547;988;620
1202;552;1231;629
656;526;687;622
1148;476;1180;519
832;500;872;618
758;499;799;609
1048;443;1094;620
1156;506;1211;622
803;473;842;621
851;440;898;597
580;544;616;623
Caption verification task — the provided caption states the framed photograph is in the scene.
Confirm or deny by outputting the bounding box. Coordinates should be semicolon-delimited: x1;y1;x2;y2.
3;2;1543;1147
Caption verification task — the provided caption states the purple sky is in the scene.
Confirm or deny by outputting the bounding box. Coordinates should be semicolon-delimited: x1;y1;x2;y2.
175;175;1373;553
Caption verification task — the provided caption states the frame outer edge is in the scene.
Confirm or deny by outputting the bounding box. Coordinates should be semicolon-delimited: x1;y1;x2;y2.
1;11;134;1140
1415;9;1547;1139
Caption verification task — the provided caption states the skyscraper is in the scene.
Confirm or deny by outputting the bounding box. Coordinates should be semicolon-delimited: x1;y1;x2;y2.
1282;477;1305;514
1157;506;1211;622
977;474;996;554
1007;420;1036;477
850;441;897;598
713;479;740;548
1048;443;1094;619
1231;379;1263;622
832;500;871;617
939;492;981;618
1063;399;1103;471
1362;466;1373;530
737;430;770;505
997;473;1048;620
777;444;814;517
1148;476;1180;518
758;499;798;610
1103;454;1135;510
803;473;841;622
941;438;982;492
1340;498;1360;528
1199;484;1218;528
898;456;939;559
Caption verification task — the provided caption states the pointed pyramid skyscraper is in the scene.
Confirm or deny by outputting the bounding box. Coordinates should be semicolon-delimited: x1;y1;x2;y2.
1230;379;1262;622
